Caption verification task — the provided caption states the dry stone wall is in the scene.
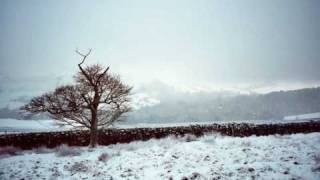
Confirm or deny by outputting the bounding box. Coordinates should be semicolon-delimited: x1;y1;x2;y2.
1;120;320;149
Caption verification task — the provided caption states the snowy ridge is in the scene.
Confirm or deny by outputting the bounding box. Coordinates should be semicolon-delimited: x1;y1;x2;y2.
0;119;70;134
284;112;320;121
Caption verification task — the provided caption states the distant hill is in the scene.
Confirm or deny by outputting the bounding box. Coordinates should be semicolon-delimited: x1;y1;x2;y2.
127;87;320;123
1;87;319;122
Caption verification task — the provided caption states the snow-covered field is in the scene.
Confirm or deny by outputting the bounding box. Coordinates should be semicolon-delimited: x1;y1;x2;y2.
1;133;320;180
284;112;320;121
0;119;69;134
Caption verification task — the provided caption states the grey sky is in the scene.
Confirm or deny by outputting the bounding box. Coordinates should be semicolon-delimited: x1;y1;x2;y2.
1;0;320;99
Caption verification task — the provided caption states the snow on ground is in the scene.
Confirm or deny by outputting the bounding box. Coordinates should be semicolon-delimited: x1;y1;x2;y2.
0;119;70;134
284;112;320;121
1;133;320;180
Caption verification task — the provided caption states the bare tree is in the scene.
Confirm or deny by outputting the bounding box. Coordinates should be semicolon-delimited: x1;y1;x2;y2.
21;49;132;147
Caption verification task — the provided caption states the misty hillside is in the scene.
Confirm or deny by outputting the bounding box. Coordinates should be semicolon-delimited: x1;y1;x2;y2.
1;87;319;122
127;87;320;123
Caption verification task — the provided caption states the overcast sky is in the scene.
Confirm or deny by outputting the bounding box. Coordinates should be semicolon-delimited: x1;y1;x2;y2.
1;0;320;103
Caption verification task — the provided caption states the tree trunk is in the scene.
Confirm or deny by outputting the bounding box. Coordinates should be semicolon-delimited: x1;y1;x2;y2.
89;87;100;148
89;112;98;148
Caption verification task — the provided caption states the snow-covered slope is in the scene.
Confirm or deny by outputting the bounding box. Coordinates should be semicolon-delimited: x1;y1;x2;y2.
1;133;320;179
0;119;69;134
284;112;320;121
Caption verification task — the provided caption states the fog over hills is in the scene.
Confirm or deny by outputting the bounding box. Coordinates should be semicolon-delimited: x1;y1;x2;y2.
126;82;320;123
1;0;320;125
2;81;319;123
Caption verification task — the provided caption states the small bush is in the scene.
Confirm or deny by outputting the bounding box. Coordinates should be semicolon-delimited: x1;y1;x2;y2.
183;134;197;142
55;144;82;157
313;153;320;165
0;146;21;156
190;172;201;180
311;153;320;172
34;146;53;154
67;162;89;173
98;152;109;162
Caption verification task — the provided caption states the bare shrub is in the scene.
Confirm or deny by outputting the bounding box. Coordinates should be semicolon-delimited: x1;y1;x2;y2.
181;172;203;180
55;144;82;157
67;162;89;174
98;152;109;162
34;146;53;154
312;165;320;172
183;134;197;142
313;153;320;165
190;172;201;180
309;153;320;172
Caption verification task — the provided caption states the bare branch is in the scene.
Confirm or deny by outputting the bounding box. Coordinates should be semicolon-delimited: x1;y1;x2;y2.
76;49;96;87
97;67;110;84
76;48;92;66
